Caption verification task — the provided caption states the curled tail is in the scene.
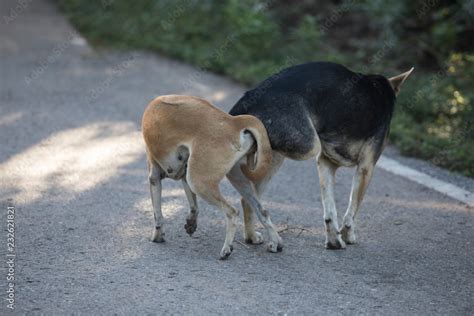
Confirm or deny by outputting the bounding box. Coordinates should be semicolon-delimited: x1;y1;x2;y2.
237;115;273;183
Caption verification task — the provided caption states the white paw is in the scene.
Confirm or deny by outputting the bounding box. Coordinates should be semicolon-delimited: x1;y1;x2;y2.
325;233;346;250
340;225;356;244
219;244;233;260
151;227;165;243
245;231;264;245
267;238;283;253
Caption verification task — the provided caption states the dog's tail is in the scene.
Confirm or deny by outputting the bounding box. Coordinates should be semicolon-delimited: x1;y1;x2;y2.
237;115;273;184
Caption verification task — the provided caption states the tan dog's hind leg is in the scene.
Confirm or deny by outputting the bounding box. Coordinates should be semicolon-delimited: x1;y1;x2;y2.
317;155;346;249
195;182;238;260
340;160;375;244
182;179;199;236
186;151;239;259
148;158;166;242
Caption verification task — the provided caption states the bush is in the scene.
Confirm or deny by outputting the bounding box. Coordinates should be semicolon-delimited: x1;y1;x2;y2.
392;53;474;176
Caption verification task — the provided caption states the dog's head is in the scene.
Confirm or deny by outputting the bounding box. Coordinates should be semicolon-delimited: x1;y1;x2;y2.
388;67;414;96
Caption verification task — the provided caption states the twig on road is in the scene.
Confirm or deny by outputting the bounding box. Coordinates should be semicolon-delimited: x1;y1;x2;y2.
278;225;311;237
236;240;250;249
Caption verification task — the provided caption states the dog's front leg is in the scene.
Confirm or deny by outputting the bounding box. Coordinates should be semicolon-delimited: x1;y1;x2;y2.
241;200;264;244
182;179;199;236
227;163;283;252
149;160;165;242
340;161;374;244
317;155;346;249
227;163;263;244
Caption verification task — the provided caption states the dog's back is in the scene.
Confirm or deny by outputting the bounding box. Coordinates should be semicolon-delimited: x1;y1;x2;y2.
142;94;273;182
143;95;236;160
230;62;396;164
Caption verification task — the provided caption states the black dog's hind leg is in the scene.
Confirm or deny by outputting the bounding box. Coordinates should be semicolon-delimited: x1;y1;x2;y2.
340;152;375;244
317;155;346;249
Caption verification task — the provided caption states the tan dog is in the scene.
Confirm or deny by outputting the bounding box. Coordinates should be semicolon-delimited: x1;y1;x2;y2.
142;95;283;259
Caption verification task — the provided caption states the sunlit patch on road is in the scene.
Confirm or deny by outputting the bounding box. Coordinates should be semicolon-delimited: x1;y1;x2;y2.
0;122;144;204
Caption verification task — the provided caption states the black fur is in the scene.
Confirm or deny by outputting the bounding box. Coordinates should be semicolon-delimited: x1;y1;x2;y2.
229;62;396;163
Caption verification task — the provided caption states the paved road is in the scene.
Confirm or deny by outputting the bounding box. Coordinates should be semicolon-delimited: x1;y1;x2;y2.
1;0;473;314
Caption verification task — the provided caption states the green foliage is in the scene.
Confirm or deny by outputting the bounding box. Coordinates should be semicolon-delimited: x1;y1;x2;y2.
55;0;474;176
392;53;474;176
356;0;474;67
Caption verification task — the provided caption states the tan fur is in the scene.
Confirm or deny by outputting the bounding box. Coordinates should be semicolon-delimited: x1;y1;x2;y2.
141;95;274;259
142;95;271;185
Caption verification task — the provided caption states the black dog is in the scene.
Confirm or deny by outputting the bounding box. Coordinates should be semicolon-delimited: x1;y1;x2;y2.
228;61;413;249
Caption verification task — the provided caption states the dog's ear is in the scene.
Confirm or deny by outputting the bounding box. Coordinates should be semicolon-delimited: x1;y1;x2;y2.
388;67;414;96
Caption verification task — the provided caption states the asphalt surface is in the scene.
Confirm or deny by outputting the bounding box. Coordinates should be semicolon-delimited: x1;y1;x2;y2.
0;0;473;314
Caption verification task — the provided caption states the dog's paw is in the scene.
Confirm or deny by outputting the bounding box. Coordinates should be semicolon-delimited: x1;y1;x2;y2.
244;231;264;245
277;236;284;252
267;235;284;253
151;227;165;243
184;218;197;236
219;244;233;260
267;241;283;253
340;225;356;244
325;234;346;250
